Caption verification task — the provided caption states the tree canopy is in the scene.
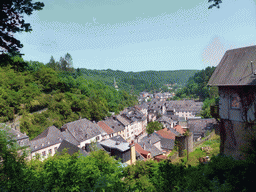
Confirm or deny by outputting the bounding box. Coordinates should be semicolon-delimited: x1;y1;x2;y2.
146;121;163;135
0;0;44;55
208;0;223;9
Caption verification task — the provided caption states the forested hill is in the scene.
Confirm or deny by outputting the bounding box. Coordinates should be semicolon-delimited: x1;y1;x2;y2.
79;68;199;93
0;54;137;140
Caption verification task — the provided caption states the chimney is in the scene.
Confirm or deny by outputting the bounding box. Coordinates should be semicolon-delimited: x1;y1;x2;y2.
143;143;146;150
148;139;151;145
116;141;120;145
60;126;67;132
130;140;136;164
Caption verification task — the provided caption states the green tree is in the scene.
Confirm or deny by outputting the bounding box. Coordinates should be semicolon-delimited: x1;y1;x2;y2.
59;53;74;72
0;124;29;191
208;0;223;9
146;121;163;134
0;0;44;55
46;56;59;71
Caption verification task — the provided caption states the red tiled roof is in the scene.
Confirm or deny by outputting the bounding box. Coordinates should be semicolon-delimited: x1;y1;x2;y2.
135;143;150;156
156;128;176;140
154;154;167;159
174;125;186;134
97;121;114;135
154;154;168;162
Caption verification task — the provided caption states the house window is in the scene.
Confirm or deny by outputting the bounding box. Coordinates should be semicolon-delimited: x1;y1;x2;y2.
230;95;241;109
49;149;52;154
54;147;57;152
42;151;46;157
96;136;100;141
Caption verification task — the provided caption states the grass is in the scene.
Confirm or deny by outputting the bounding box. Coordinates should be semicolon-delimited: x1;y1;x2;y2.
171;131;220;167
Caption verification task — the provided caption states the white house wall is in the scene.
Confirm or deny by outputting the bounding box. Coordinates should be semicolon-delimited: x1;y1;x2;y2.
80;134;102;148
31;142;61;160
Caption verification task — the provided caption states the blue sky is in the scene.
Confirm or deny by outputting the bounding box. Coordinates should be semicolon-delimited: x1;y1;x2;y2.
16;0;256;72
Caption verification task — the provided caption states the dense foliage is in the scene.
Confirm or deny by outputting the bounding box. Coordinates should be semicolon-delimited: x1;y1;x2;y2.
1;125;255;192
146;121;163;135
0;0;44;55
0;54;137;139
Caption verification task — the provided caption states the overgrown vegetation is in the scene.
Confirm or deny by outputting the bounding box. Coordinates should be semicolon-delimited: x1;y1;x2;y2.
0;54;137;139
1;123;256;191
171;132;220;167
146;121;163;134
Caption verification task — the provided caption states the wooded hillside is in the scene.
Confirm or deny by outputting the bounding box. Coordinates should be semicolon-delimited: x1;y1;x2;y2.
0;54;137;139
79;68;198;93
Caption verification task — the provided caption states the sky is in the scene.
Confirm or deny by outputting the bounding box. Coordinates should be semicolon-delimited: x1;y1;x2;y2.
16;0;256;72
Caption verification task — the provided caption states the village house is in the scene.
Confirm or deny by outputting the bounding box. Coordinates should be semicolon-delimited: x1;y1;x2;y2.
98;117;125;140
120;107;147;141
156;115;177;128
154;128;176;154
134;143;151;160
140;132;162;151
60;118;107;149
187;118;217;142
0;124;31;160
99;135;136;165
30;126;64;160
208;45;256;160
165;100;203;120
137;140;163;160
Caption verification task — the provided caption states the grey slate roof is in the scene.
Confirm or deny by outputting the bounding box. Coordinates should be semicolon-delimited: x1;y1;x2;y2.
61;118;106;142
160;138;175;150
110;135;127;143
140;132;161;144
104;117;125;133
0;124;30;147
61;131;80;146
30;126;63;152
170;115;179;121
157;115;175;125
57;139;88;157
0;124;29;141
121;107;146;122
138;141;163;157
208;45;256;86
165;100;203;113
100;138;130;152
116;115;130;126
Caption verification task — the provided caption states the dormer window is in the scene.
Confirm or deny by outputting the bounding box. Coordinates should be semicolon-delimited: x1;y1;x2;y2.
41;143;44;147
48;141;50;145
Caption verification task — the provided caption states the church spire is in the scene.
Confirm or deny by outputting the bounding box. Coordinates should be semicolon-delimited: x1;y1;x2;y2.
114;78;118;91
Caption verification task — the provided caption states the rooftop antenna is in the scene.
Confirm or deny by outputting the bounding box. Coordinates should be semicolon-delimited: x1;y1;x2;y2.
251;61;253;74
